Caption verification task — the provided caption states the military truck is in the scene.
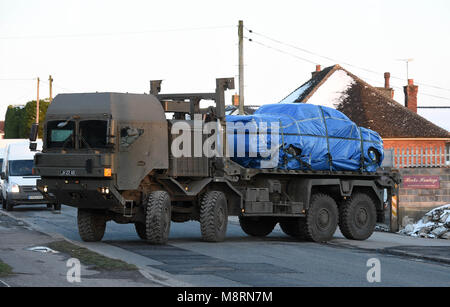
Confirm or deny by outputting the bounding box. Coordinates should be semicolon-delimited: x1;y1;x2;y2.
29;78;400;244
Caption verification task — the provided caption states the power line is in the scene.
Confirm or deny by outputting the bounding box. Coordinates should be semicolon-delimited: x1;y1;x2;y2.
0;25;235;40
418;106;450;109
246;37;317;65
418;93;450;101
247;29;382;74
246;27;450;93
246;35;450;103
0;78;36;81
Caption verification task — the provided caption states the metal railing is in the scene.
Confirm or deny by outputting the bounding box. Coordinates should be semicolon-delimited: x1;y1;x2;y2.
382;146;450;168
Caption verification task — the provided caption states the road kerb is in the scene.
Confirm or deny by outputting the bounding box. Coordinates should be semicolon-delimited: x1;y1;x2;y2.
0;210;192;287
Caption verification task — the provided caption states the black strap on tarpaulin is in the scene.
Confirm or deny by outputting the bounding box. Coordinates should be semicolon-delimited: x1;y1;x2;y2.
284;153;313;170
358;127;365;172
319;106;333;171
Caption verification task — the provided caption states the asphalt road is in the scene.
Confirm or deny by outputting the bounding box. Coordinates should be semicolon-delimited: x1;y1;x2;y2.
5;204;450;287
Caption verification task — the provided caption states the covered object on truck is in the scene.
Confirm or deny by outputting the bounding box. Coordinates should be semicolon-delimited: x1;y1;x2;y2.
226;103;384;172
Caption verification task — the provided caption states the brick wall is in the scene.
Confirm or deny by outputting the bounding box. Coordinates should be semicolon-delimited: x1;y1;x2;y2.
398;167;450;227
384;139;447;151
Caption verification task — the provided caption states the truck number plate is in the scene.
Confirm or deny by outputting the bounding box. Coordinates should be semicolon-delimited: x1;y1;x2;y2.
60;169;76;176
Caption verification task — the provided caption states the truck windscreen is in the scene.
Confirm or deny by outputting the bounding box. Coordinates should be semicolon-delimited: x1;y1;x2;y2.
9;160;34;176
79;120;108;148
47;120;75;148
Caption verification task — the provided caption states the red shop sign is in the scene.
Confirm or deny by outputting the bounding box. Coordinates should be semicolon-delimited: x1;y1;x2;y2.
402;175;440;189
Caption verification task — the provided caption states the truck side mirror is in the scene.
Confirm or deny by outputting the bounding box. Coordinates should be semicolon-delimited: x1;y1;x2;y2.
29;123;39;142
0;172;5;180
29;142;38;152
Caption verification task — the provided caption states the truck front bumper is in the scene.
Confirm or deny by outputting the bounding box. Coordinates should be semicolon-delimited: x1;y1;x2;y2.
37;178;118;209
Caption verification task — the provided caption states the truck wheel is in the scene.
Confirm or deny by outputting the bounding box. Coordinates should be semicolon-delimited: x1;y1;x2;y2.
339;193;377;240
304;193;338;242
280;218;307;240
145;191;171;245
134;222;147;240
53;203;61;211
77;209;106;242
200;191;228;242
1;195;5;210
239;216;276;237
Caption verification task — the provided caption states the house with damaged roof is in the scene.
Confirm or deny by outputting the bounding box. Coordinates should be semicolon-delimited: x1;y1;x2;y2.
280;64;450;168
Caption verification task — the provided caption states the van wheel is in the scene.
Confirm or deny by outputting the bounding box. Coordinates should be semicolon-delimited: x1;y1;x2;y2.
145;191;171;245
339;193;377;240
200;191;228;242
5;197;13;212
239;216;277;237
77;209;106;242
304;193;338;242
280;218;308;240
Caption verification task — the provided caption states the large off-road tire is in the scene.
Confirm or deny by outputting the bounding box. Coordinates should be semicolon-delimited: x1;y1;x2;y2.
279;218;308;240
303;193;338;242
77;209;106;242
200;191;228;242
239;216;277;237
145;191;171;245
339;193;377;241
134;222;147;240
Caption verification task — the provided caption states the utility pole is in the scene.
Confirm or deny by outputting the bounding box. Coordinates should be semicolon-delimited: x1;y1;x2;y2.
36;77;40;124
238;20;244;115
49;75;53;103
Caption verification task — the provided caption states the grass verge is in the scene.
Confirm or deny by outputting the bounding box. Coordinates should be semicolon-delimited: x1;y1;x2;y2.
48;241;138;271
0;260;13;277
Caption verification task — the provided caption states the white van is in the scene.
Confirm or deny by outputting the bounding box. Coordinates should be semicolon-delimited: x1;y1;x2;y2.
0;140;27;195
0;141;58;211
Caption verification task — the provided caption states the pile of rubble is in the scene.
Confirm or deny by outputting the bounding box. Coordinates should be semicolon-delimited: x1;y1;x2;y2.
399;204;450;240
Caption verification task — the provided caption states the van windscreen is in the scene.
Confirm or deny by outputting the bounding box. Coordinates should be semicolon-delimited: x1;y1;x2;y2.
9;160;34;176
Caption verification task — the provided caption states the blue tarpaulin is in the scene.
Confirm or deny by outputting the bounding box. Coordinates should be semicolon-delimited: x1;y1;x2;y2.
226;103;384;172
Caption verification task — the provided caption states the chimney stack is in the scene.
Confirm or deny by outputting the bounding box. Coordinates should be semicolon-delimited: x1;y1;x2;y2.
312;65;321;77
384;72;390;89
404;79;418;113
377;72;395;99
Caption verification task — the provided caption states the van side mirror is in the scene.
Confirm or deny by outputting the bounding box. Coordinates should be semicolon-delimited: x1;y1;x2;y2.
30;123;39;142
29;142;38;152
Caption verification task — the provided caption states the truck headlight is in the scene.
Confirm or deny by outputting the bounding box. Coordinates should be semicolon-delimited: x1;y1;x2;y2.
11;184;20;193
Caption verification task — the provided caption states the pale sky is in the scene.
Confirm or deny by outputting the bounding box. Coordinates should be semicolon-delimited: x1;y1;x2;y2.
1;0;450;128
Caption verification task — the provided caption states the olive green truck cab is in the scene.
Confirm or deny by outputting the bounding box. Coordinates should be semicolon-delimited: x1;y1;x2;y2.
31;78;400;244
